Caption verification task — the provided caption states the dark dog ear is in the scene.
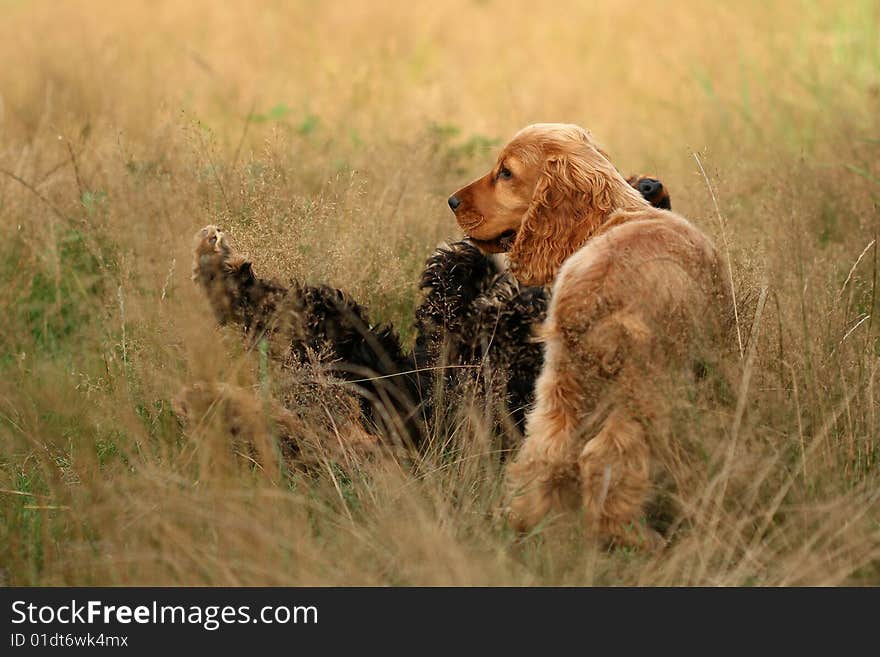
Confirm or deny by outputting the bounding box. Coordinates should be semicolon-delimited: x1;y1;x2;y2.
235;261;254;280
222;255;256;282
627;174;672;210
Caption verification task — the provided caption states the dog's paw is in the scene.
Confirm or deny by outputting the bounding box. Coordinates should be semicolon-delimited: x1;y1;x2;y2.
191;224;251;284
605;523;666;554
192;225;232;281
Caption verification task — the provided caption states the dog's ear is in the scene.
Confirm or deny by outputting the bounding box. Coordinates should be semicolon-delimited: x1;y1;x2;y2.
509;153;613;286
628;175;671;210
228;258;255;281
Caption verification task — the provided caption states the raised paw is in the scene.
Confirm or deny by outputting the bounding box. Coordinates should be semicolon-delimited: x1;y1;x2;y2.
191;225;255;325
191;224;235;282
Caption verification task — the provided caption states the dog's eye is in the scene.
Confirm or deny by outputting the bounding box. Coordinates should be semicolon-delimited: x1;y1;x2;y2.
497;167;512;181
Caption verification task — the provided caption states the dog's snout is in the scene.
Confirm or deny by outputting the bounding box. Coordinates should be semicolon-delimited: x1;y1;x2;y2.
448;195;462;211
637;179;662;197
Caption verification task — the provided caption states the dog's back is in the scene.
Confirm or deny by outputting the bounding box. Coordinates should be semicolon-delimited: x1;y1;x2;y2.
508;208;732;546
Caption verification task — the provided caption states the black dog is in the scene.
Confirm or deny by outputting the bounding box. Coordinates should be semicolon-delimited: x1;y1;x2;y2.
191;226;424;446
189;175;672;452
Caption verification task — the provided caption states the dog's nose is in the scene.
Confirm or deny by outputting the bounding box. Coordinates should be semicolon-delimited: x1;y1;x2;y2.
448;195;462;211
637;179;662;198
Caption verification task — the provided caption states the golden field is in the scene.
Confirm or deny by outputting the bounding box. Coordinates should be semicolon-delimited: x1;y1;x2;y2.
1;0;879;585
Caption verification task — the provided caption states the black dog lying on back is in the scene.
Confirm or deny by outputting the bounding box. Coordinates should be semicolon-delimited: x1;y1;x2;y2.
189;176;671;452
191;226;424;445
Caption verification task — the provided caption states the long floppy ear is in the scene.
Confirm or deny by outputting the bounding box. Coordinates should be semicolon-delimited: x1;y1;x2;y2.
509;152;614;286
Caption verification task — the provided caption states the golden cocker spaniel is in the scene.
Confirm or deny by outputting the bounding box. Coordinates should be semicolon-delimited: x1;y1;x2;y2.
449;123;732;547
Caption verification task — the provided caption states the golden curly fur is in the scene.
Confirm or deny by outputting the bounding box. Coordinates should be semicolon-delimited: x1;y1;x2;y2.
449;124;733;547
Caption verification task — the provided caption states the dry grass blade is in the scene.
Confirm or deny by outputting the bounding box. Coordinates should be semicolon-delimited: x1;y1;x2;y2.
693;151;744;360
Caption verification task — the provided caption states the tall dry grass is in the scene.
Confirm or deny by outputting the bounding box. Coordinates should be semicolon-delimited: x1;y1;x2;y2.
1;0;878;585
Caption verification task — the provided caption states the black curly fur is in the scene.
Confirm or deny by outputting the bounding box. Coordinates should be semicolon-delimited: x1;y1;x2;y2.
193;233;424;445
470;275;548;429
285;282;423;443
413;240;500;366
412;241;547;440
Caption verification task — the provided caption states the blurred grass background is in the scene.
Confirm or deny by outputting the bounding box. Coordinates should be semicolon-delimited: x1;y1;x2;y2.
0;0;878;585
